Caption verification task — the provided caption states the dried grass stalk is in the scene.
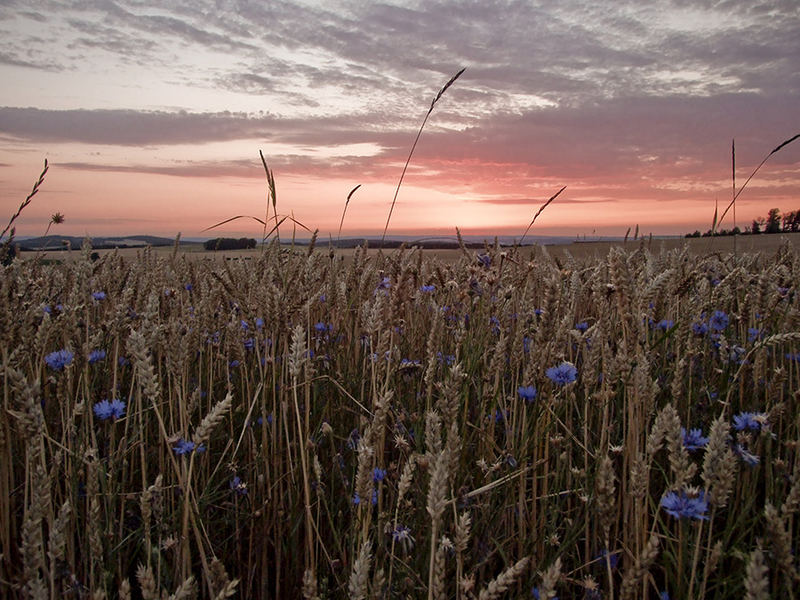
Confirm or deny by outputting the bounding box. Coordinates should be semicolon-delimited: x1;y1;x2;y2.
744;546;769;600
620;535;660;600
477;556;530;600
349;540;372;600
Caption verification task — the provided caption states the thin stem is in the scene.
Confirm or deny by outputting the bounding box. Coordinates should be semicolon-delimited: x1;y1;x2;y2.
381;68;465;243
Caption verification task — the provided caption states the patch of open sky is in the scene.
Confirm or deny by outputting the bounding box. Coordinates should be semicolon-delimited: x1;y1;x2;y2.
504;93;559;112
646;69;751;96
68;139;383;167
657;7;745;34
656;180;724;194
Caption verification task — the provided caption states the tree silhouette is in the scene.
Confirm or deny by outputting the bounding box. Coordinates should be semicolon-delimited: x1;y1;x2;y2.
765;208;781;234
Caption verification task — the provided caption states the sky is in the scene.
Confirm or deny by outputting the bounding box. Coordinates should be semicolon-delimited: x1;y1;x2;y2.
0;0;798;240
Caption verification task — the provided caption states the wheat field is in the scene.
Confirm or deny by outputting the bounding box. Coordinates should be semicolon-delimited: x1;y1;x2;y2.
1;238;799;599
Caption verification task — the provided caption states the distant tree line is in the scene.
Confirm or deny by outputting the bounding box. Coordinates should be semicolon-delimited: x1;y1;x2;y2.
203;237;257;251
686;207;800;238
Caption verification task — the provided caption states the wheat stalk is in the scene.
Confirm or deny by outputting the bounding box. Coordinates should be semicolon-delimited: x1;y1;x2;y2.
381;68;466;242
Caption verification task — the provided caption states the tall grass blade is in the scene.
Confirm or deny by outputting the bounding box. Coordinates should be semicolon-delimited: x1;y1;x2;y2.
202;215;267;232
519;185;566;245
260;150;279;242
718;133;800;226
1;159;49;262
381;68;466;243
338;184;362;242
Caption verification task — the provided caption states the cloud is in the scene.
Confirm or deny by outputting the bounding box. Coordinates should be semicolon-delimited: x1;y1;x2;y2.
0;0;798;233
57;159;257;178
477;196;615;206
0;50;61;72
0;107;272;145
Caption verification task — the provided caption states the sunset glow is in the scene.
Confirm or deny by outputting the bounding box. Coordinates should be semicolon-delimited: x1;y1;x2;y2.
1;1;798;240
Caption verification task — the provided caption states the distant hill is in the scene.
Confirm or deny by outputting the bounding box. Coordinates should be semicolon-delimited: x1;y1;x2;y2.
294;237;559;249
17;235;184;251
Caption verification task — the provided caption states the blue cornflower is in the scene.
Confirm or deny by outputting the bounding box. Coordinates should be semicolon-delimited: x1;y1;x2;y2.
660;489;709;520
392;525;414;552
243;338;254;350
785;352;800;363
546;361;578;386
518;385;537;403
493;408;508;423
42;305;52;314
681;428;709;451
420;284;436;293
352;493;361;506
45;349;74;371
732;411;765;432
118;356;130;367
229;360;240;368
734;444;760;466
371;489;378;505
230;476;248;495
477;254;491;267
708;310;729;332
240;320;248;330
173;439;205;455
347;429;360;450
399;358;420;368
88;349;106;364
376;277;391;293
729;345;746;364
184;283;193;291
691;321;708;336
436;352;455;366
255;317;264;329
660;592;670;600
93;398;126;421
314;322;332;333
489;316;501;334
91;291;106;301
532;587;558;600
373;467;386;482
596;548;619;569
657;319;675;331
575;321;589;332
748;328;762;342
523;336;531;353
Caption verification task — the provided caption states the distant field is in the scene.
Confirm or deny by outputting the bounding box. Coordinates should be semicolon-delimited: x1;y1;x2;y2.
21;232;800;263
3;235;799;598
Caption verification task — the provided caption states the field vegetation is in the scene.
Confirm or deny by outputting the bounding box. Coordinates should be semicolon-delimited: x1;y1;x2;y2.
2;236;799;599
3;69;799;599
